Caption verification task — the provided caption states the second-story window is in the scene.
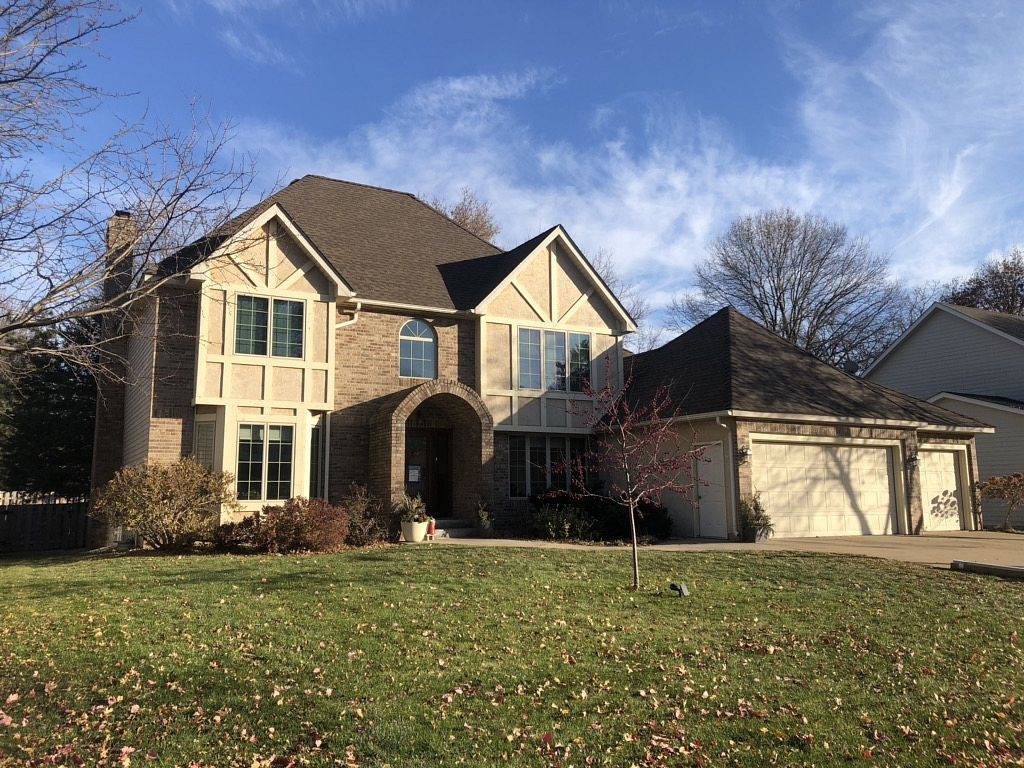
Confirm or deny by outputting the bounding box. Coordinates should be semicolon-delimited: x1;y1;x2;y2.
399;319;437;378
518;328;541;389
569;332;591;392
518;328;591;392
235;296;305;358
544;330;566;391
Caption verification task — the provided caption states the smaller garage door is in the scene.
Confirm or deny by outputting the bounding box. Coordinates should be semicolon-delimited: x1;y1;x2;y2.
919;450;965;531
752;441;899;537
662;443;728;538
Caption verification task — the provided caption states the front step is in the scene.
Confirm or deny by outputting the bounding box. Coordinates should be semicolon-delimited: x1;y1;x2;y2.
432;518;480;539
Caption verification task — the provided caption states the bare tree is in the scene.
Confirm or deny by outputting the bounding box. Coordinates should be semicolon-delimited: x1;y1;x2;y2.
428;186;501;243
941;248;1024;315
588;249;663;353
667;208;907;372
571;359;698;590
0;1;253;382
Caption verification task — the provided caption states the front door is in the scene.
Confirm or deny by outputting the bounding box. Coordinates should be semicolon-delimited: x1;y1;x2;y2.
405;428;452;518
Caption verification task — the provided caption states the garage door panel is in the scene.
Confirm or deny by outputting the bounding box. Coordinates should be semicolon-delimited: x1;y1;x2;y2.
752;441;898;538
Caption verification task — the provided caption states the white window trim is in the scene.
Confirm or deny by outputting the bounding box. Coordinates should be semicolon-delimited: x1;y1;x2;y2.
517;327;592;394
235;422;296;503
398;318;438;380
233;293;308;361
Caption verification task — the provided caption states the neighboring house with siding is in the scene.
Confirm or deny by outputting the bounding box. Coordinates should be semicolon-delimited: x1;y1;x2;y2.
866;302;1024;528
91;175;635;533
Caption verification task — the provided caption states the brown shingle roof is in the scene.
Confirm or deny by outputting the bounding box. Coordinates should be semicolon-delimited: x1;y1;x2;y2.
164;175;551;311
626;307;985;429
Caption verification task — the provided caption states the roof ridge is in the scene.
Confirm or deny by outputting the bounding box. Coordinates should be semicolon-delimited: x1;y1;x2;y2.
298;173;420;199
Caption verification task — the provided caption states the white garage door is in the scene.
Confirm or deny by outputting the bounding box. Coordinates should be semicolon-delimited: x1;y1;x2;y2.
752;441;899;537
919;450;965;531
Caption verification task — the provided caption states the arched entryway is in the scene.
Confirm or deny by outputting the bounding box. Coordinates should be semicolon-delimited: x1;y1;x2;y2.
369;380;494;519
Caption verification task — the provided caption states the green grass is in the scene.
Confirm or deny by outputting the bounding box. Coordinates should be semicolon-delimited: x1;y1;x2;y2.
1;546;1022;767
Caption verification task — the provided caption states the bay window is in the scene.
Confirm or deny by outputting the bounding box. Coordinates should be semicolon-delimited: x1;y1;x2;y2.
236;423;294;501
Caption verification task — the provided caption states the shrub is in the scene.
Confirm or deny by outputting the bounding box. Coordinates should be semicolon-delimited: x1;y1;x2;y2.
258;497;350;554
976;473;1024;531
529;491;672;542
392;491;428;523
530;503;595;541
212;515;260;552
342;484;390;547
92;457;237;550
738;494;773;541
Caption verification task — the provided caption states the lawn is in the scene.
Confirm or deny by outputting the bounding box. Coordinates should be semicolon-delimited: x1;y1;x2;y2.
1;546;1022;767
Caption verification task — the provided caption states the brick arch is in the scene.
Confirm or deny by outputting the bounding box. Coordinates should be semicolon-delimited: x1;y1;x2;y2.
369;380;494;518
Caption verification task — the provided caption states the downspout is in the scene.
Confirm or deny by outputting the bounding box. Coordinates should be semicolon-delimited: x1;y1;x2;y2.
716;415;740;540
336;301;361;329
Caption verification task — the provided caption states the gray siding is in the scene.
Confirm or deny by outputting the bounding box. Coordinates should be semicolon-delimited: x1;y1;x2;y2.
869;310;1024;400
934;396;1024;529
122;300;156;466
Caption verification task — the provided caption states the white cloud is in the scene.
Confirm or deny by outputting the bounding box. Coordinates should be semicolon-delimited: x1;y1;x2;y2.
230;1;1024;334
219;28;297;69
203;0;404;22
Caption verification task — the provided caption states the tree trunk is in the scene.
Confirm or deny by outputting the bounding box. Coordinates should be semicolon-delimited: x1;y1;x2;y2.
628;499;640;590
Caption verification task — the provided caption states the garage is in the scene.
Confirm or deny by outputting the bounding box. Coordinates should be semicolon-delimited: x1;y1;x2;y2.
663;442;728;538
751;440;900;537
918;448;967;531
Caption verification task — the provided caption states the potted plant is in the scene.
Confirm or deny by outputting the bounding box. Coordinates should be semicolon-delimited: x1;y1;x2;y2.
394;492;429;543
739;494;774;543
475;499;492;533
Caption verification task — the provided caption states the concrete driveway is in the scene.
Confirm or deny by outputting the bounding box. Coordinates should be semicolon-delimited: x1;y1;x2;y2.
445;531;1024;569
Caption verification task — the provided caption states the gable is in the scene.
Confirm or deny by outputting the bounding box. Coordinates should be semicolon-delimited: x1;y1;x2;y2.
868;308;1024;401
478;230;632;332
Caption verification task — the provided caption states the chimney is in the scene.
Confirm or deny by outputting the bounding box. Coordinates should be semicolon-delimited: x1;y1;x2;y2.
90;210;138;545
104;210;137;304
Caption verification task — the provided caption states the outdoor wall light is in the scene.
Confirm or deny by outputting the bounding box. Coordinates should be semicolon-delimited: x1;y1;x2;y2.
905;453;920;468
736;446;752;464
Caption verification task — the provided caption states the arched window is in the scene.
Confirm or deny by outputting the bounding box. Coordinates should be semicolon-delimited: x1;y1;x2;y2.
399;319;437;379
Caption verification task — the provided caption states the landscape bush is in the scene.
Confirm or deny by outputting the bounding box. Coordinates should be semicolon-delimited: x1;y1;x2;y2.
530;503;595;540
529;490;672;542
342;484;391;546
92;457;237;550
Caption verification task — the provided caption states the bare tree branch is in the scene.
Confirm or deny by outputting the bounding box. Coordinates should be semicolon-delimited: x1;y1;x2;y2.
426;186;500;243
941;248;1024;314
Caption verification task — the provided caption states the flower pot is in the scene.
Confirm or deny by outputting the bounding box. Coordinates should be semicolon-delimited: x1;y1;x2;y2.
427;519;436;536
401;520;428;543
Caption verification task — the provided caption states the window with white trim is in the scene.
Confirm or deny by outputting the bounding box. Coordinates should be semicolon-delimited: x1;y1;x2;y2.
399;319;437;378
234;296;305;359
236;423;294;501
518;328;591;392
508;435;589;498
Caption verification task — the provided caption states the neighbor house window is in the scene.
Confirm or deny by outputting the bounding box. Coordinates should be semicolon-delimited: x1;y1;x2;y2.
399;319;437;378
194;421;216;471
235;296;305;358
518;328;542;389
569;333;591;392
271;300;304;358
236;423;294;501
508;435;589;498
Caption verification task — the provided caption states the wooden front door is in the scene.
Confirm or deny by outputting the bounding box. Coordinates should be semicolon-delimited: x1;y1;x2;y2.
405;428;452;518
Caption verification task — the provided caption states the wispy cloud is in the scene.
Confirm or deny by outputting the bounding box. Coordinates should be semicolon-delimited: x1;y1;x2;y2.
204;0;405;22
230;1;1024;332
219;28;298;70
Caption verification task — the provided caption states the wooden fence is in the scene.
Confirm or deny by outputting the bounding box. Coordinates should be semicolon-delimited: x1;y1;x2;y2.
0;492;89;553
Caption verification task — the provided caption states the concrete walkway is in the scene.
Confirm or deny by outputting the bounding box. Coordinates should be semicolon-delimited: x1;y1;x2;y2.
441;530;1024;569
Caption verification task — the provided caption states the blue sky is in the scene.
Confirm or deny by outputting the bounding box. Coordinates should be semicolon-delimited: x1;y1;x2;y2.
81;1;1024;323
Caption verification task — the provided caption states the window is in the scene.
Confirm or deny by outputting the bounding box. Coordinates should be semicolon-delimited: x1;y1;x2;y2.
271;300;304;358
234;296;305;358
508;435;588;498
569;333;591;392
235;296;269;355
236;423;294;501
194;422;216;471
399;319;437;378
544;330;566;391
518;328;541;389
518;329;591;392
309;415;327;499
236;424;265;501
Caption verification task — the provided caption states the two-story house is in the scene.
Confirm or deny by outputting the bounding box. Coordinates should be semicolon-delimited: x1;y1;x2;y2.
867;302;1024;528
90;175;635;529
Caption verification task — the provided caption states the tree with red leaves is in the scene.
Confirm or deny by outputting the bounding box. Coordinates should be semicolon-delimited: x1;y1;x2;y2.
571;358;700;590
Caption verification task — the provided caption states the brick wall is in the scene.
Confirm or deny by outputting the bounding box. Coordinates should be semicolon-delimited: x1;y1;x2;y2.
329;308;477;499
146;286;200;462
